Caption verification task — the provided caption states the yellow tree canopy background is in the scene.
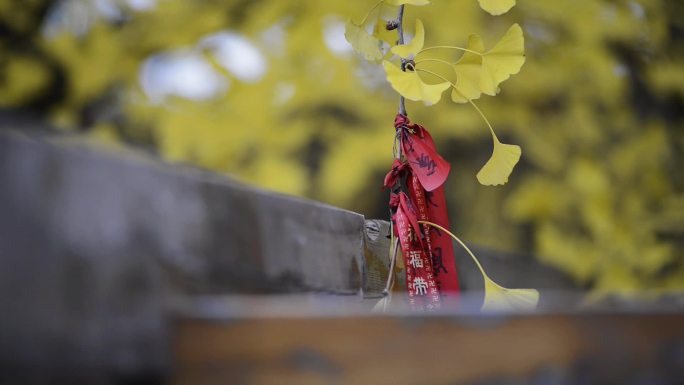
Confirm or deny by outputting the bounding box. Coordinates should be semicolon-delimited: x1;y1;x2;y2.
1;0;683;294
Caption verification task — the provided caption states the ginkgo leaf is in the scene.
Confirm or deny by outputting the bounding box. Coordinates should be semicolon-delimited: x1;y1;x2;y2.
373;14;398;45
379;3;400;20
383;60;450;105
482;279;540;311
385;0;431;6
478;0;516;16
418;220;539;312
391;19;424;58
477;139;521;185
451;34;485;103
345;19;384;62
480;23;525;95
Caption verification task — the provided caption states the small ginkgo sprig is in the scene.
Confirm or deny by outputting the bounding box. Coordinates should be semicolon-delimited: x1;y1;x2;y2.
419;221;539;311
344;0;432;63
345;0;515;61
346;3;525;185
345;0;517;62
396;22;526;102
384;20;524;185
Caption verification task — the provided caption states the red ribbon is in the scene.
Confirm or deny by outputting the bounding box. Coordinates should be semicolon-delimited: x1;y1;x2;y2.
383;159;407;189
387;114;460;310
407;174;460;295
393;191;441;310
394;115;451;192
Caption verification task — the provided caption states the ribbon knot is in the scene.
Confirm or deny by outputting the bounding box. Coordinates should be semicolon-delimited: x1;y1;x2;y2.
383;159;408;188
394;114;424;137
394;114;409;131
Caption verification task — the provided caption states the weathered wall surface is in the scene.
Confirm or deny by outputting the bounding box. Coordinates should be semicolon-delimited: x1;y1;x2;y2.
0;128;366;381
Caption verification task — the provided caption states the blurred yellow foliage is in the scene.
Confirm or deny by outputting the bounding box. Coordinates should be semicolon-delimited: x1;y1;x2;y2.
0;54;50;105
1;0;682;293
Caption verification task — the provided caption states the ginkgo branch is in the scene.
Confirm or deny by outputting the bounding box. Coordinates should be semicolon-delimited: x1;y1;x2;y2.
396;4;407;116
383;4;407;304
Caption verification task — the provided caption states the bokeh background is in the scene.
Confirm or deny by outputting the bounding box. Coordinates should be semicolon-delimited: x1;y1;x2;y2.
1;0;683;294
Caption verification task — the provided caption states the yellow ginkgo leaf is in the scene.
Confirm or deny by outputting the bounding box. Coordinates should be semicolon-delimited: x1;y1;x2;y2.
482;279;540;311
373;16;398;45
391;19;424;58
383;60;450;105
480;23;525;95
379;3;400;20
418;221;539;312
385;0;431;6
344;19;384;62
451;34;485;103
477;0;516;16
477;139;521;185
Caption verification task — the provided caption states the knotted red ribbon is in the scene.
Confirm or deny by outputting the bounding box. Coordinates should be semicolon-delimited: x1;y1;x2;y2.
394;114;451;192
388;114;460;310
383;159;408;189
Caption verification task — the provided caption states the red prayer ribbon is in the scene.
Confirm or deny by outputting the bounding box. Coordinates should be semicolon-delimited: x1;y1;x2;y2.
394;114;451;192
387;114;460;310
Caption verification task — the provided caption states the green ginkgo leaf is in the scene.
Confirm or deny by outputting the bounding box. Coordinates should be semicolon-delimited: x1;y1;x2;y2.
391;19;424;58
477;139;521;185
345;19;384;62
480;23;525;95
419;221;539;312
385;0;431;6
451;34;485;103
478;0;516;15
383;60;450;105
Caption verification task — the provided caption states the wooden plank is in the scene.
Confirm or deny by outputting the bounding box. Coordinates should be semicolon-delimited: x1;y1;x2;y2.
173;311;684;385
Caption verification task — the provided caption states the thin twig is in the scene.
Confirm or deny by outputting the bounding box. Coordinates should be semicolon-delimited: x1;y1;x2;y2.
385;5;408;301
382;237;400;296
397;5;407;117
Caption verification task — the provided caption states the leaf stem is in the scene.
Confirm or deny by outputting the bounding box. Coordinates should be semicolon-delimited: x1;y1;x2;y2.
418;221;490;280
415;68;498;140
418;45;483;56
414;58;454;67
383;236;399;296
360;0;385;25
467;95;499;141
